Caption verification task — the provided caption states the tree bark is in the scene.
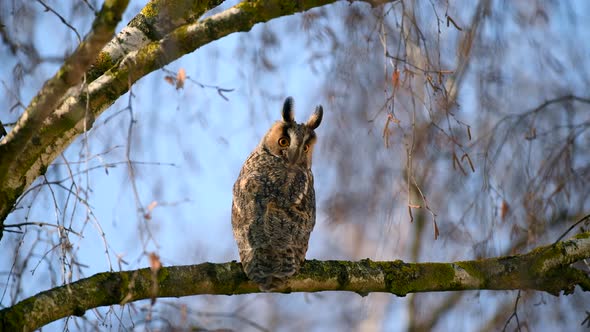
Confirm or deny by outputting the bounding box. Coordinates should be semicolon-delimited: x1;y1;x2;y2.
0;0;127;240
1;232;589;331
0;0;348;238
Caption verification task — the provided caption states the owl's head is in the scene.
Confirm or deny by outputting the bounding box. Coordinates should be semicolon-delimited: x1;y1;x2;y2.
261;97;323;168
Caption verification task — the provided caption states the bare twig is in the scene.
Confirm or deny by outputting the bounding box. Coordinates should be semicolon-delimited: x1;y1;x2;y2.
502;290;522;332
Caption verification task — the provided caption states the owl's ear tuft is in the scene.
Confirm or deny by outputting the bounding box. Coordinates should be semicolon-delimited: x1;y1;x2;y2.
306;105;323;130
282;97;295;123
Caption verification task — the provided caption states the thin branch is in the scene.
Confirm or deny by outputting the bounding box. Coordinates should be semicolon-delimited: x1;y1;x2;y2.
0;0;346;237
36;0;82;42
3;222;82;237
502;290;522;332
0;0;130;231
553;214;590;245
161;67;234;100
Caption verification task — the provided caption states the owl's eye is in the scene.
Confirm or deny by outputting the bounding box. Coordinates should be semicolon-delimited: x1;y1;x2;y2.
303;144;310;152
278;137;290;147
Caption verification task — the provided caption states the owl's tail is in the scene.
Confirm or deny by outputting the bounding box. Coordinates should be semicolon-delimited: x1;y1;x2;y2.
256;276;287;292
242;247;302;292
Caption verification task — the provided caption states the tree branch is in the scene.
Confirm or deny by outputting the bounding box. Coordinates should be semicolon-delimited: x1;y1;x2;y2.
0;0;129;236
88;0;225;82
1;232;589;331
0;0;352;238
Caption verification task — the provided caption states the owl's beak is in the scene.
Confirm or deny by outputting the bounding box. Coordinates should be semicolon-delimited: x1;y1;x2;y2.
287;147;304;165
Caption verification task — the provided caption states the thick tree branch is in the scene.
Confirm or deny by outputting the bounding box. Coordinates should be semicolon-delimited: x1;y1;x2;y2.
0;0;360;238
0;0;129;235
1;232;589;331
89;0;225;82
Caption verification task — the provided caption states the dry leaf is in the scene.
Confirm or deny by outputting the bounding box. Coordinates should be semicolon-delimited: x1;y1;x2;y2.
501;200;509;220
147;201;158;213
388;113;400;124
144;201;158;220
149;252;161;273
164;75;175;85
392;69;400;89
176;68;186;89
149;252;161;305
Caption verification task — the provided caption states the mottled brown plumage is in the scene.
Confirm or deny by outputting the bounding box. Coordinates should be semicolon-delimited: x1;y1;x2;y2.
232;97;323;291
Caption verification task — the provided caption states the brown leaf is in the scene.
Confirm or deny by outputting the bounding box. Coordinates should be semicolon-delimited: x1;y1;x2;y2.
176;68;186;89
144;201;158;219
382;115;391;148
382;114;401;148
147;201;158;213
388;113;400;124
164;76;175;85
149;252;161;305
149;252;161;273
392;69;400;89
501;200;510;220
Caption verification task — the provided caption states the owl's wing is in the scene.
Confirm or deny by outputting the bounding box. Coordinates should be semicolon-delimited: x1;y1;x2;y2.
231;172;268;248
232;172;296;290
232;168;316;291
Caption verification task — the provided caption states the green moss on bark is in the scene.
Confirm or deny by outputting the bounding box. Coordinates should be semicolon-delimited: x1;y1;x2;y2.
237;0;330;22
88;52;115;81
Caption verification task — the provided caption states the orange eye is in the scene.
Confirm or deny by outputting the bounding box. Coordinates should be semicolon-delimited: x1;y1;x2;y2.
278;137;290;147
303;144;309;152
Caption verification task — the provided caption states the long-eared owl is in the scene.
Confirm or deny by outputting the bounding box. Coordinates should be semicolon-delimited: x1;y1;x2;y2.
232;97;323;291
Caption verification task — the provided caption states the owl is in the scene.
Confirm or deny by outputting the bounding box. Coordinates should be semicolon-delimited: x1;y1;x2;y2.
232;97;323;291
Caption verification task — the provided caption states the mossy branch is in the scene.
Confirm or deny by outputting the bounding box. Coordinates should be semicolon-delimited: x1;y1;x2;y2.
89;0;225;81
0;0;130;234
2;232;590;331
0;0;354;239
